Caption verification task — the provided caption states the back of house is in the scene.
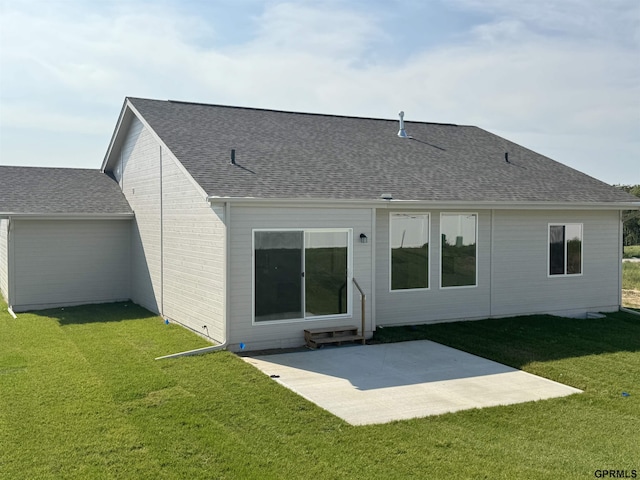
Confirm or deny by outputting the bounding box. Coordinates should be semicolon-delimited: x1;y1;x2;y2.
2;97;638;350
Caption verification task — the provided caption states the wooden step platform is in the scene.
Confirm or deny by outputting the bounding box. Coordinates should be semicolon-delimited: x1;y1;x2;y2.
304;325;365;349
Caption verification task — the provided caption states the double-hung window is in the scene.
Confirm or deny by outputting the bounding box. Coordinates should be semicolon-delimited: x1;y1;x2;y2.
549;224;582;276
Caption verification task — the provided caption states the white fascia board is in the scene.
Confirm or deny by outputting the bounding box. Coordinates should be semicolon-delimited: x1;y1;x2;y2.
207;196;640;211
101;98;131;172
2;213;134;220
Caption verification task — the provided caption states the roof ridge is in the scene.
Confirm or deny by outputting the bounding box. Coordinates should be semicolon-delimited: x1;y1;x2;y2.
128;97;461;127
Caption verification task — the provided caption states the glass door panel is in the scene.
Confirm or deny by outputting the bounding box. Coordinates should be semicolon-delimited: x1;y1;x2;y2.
254;231;303;322
304;231;348;316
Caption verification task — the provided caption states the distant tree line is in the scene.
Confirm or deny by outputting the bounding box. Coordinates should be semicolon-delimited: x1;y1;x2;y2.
617;185;640;246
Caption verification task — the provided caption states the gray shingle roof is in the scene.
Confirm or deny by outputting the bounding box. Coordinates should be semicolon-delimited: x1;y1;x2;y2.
0;166;132;215
126;97;635;203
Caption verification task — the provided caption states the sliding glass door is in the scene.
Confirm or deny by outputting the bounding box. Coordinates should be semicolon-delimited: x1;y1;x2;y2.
254;229;351;323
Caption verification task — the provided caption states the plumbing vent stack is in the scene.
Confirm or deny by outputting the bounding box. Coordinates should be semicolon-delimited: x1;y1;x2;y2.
397;111;409;138
230;149;236;165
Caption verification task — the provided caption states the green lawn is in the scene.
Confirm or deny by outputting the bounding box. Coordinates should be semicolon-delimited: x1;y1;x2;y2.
623;245;640;259
623;261;640;290
1;301;639;479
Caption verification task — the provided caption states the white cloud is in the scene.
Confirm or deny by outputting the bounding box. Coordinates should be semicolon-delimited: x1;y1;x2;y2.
249;2;387;58
451;0;639;47
0;0;638;183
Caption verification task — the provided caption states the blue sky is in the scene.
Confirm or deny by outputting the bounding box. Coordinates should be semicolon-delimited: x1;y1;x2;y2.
1;0;638;184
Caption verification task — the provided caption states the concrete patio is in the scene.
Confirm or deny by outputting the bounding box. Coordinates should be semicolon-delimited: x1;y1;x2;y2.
243;340;582;425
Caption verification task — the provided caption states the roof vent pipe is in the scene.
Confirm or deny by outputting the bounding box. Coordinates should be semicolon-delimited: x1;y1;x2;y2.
230;149;236;165
397;111;410;138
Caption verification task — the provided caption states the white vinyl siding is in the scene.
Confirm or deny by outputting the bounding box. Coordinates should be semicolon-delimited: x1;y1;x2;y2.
376;209;620;326
229;206;373;351
116;116;226;341
160;153;226;342
10;220;130;311
118;117;162;313
0;219;8;303
491;210;619;317
376;210;491;327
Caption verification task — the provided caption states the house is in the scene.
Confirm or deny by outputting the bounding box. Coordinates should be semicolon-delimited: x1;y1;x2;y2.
1;97;638;350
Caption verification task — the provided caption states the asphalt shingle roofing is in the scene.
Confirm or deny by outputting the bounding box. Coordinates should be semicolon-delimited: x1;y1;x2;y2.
127;97;635;204
0;166;132;215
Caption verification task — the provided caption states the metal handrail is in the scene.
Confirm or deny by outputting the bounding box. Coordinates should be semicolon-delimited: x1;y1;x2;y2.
352;278;366;344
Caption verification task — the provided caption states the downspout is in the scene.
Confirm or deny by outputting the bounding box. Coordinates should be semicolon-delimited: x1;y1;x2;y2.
159;145;164;316
618;210;623;310
6;217;16;319
156;200;231;360
370;207;376;332
489;209;494;317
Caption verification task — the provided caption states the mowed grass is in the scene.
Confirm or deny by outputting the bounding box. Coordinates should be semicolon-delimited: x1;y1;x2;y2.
623;261;640;290
1;301;639;479
623;245;640;259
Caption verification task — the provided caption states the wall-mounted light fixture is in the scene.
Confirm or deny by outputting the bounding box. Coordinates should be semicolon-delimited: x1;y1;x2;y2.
360;233;368;244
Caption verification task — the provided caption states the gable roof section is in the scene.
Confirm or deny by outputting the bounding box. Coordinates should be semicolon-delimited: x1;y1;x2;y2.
104;97;637;206
0;166;133;216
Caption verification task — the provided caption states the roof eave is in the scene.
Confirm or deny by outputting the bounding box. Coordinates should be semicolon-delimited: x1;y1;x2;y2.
0;213;135;220
207;196;640;211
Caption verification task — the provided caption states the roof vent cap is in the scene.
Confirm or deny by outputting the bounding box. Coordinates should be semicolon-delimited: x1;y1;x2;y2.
397;111;410;139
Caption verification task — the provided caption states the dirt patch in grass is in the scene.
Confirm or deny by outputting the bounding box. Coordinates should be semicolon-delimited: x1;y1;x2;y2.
622;289;640;308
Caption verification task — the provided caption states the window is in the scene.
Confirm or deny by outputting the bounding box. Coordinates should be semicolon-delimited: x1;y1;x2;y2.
441;213;477;287
549;224;582;276
253;229;351;323
390;213;429;290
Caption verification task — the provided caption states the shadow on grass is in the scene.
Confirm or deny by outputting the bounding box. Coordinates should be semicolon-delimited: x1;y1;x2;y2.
371;311;640;369
28;301;158;325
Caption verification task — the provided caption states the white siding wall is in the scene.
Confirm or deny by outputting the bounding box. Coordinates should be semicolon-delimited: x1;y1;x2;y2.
375;209;491;326
11;220;130;311
228;206;374;351
116;116;226;341
119;118;162;312
161;154;226;342
0;219;8;303
490;209;621;317
375;208;622;327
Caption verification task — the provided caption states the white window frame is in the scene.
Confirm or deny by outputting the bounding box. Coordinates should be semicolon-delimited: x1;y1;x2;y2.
547;223;583;277
439;212;478;289
252;228;353;325
389;212;430;293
